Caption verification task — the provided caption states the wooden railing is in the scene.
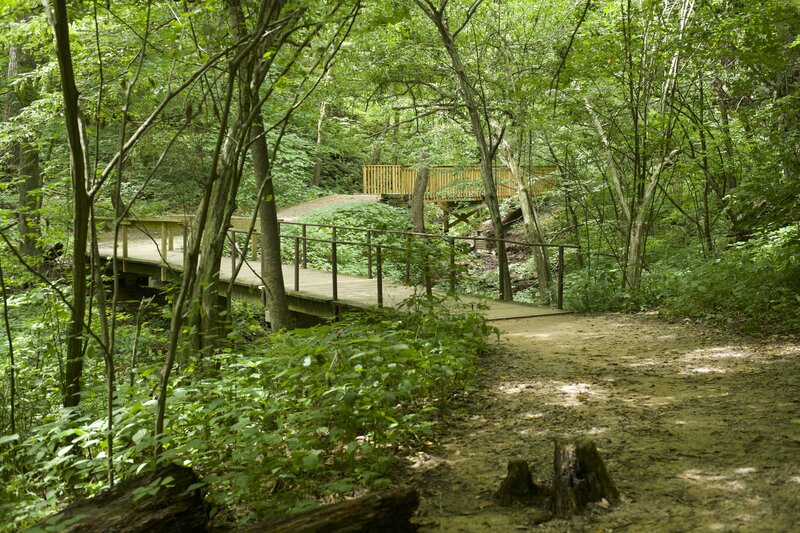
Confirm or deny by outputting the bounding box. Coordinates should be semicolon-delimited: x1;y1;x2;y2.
95;215;578;308
362;164;558;201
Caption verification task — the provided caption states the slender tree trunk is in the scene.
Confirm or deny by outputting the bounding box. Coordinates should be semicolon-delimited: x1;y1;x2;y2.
186;0;282;355
17;146;42;259
416;1;512;299
251;118;293;330
411;158;429;234
188;127;243;356
498;134;551;291
44;0;92;410
0;261;16;434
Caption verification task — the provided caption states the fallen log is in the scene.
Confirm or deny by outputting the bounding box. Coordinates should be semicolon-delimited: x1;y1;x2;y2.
36;463;207;533
239;487;419;533
552;439;619;518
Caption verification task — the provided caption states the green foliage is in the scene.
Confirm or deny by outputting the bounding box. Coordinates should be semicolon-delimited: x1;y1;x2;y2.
562;263;629;313
0;296;493;526
650;225;800;333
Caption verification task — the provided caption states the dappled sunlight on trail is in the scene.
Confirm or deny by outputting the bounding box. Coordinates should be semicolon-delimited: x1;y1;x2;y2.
406;313;800;532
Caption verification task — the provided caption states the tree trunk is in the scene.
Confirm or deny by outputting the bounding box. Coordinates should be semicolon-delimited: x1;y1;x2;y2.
552;439;619;518
39;463;207;533
252;118;294;331
416;2;512;299
17;145;42;259
498;134;551;292
44;0;92;410
188;126;243;356
240;488;419;533
411;162;429;234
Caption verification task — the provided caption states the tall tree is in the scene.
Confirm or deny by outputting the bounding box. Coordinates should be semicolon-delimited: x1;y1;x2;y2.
42;0;92;409
413;0;512;299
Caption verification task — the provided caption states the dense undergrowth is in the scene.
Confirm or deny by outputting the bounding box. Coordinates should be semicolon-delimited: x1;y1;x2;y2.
562;224;800;334
0;294;494;529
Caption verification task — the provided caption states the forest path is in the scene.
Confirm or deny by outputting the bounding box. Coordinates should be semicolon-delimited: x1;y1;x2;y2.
276;194;380;221
406;313;800;531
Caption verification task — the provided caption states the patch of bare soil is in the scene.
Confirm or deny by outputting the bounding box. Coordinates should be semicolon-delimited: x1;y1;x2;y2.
405;314;800;531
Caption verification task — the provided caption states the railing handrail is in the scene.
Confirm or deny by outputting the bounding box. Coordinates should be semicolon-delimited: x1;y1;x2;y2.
96;215;577;308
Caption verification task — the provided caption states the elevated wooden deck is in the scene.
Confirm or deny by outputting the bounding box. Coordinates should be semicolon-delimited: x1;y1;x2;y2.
97;235;567;322
362;164;557;202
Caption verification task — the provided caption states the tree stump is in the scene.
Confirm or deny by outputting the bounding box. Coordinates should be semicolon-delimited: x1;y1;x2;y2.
37;463;207;532
552;439;619;518
239;487;419;532
493;460;540;506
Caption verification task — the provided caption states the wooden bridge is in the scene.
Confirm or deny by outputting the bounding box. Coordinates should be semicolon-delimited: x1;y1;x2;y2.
362;164;558;202
95;216;573;322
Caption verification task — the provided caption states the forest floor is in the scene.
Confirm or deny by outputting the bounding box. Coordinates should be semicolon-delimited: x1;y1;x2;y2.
405;313;800;532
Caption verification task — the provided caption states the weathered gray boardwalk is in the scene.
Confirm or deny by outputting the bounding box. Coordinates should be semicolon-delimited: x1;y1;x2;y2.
97;237;567;321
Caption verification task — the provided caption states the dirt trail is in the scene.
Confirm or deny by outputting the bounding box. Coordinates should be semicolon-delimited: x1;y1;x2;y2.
407;313;800;532
277;194;379;221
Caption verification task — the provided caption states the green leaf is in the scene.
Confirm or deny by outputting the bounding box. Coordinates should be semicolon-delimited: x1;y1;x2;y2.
0;434;19;444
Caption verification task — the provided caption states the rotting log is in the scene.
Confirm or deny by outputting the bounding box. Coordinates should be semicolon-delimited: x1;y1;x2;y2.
552;439;619;518
36;463;207;533
493;460;541;507
239;487;419;533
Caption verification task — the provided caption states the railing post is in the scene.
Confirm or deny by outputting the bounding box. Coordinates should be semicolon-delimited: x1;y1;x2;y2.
251;232;258;261
557;245;565;310
366;230;373;279
294;236;300;292
376;245;383;308
230;229;237;283
182;221;188;262
404;233;411;284
423;235;432;297
331;227;338;301
302;224;308;269
168;223;174;251
449;236;456;294
497;237;505;301
160;222;167;261
122;223;128;259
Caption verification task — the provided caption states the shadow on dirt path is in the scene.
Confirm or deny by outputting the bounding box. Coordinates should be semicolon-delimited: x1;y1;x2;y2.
406;313;800;532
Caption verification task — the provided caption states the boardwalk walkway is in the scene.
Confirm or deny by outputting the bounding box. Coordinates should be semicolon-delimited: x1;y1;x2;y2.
98;236;566;322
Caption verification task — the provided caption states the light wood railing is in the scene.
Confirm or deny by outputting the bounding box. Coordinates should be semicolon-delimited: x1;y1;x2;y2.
362;164;557;201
